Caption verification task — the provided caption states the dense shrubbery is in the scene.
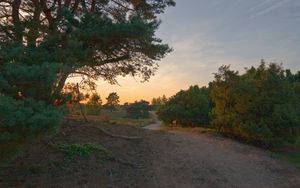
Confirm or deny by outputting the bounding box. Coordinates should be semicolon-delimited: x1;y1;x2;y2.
157;86;211;127
157;62;300;146
210;62;300;145
125;100;151;119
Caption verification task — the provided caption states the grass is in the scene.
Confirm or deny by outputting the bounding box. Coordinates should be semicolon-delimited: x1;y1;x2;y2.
101;108;155;127
99;108;155;127
56;143;112;162
109;117;154;127
271;151;300;169
161;125;216;134
69;106;155;128
269;137;300;169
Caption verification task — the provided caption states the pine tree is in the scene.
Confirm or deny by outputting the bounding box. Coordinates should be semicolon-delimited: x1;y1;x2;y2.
0;0;175;103
105;92;120;111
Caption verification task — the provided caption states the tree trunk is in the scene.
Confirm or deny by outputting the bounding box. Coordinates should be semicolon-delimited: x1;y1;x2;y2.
27;0;42;47
51;70;70;102
76;83;88;122
12;0;23;43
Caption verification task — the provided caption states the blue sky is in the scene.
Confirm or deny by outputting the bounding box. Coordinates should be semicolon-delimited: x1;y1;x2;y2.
93;0;300;103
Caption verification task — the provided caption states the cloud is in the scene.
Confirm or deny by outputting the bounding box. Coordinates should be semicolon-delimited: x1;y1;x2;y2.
246;0;274;13
86;0;300;103
248;0;290;19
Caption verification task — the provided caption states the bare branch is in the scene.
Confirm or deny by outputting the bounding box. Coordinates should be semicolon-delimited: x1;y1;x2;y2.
111;0;134;11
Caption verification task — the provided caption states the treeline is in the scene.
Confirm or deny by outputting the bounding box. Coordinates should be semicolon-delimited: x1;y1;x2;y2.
124;100;151;119
70;90;151;120
157;62;300;146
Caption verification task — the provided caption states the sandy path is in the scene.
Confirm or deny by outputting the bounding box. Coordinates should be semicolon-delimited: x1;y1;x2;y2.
143;111;162;130
2;118;300;188
139;126;300;188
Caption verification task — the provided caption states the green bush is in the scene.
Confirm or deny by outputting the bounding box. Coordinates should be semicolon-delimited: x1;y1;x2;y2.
0;95;64;145
157;86;211;127
210;63;300;146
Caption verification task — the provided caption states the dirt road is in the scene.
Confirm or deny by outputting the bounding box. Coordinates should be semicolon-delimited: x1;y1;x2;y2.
143;111;162;130
140;130;300;188
2;118;300;187
141;113;300;188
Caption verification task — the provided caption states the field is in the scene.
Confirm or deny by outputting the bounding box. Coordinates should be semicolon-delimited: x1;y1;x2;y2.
68;105;155;128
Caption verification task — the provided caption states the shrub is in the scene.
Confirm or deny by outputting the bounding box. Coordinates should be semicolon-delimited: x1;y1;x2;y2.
125;100;150;119
210;63;300;146
157;86;211;127
0;95;64;162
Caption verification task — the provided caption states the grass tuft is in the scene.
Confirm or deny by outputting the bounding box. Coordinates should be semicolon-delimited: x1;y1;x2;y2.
56;143;112;162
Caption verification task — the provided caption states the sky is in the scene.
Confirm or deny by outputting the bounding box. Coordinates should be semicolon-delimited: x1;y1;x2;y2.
86;0;300;103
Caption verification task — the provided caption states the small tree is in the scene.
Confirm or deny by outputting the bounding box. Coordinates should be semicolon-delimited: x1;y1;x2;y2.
210;65;239;133
161;95;168;104
151;95;168;110
86;93;102;115
87;93;102;106
105;92;120;112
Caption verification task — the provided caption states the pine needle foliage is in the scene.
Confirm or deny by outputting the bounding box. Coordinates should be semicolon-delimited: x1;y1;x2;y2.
210;62;300;146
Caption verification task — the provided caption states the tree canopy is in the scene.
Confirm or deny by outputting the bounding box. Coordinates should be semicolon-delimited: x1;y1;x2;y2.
157;62;300;146
210;62;300;145
0;0;175;103
87;93;102;106
105;92;119;111
0;0;174;157
151;94;167;110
